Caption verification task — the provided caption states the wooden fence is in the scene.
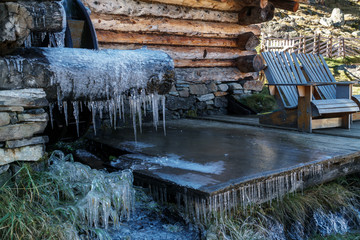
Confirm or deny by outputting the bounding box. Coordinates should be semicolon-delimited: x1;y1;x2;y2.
262;34;360;58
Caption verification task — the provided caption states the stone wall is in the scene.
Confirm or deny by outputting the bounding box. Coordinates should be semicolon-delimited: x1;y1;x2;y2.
166;68;263;118
0;89;49;172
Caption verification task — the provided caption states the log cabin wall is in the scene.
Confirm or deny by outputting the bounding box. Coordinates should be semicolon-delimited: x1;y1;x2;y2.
83;0;300;117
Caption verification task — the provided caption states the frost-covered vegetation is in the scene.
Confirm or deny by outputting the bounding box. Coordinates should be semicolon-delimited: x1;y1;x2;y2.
0;151;135;240
205;174;360;240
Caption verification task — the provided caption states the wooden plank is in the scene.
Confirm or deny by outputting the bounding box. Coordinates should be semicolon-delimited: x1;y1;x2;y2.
138;0;268;11
91;14;261;38
312;99;357;105
317;107;359;115
96;31;238;47
174;59;236;68
99;43;256;60
175;67;258;83
312;118;342;129
83;0;239;23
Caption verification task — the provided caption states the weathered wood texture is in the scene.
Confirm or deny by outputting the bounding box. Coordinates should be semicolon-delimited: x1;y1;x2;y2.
92;14;260;38
82;0;238;23
85;0;295;81
138;0;268;11
100;44;256;60
175;68;258;83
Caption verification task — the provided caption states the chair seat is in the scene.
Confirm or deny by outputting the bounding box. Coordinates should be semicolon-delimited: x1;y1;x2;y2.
312;99;360;115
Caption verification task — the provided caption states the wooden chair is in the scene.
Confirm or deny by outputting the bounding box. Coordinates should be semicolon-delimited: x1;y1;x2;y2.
296;53;360;121
260;51;359;132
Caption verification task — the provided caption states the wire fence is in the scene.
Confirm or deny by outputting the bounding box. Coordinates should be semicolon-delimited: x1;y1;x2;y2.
261;34;360;58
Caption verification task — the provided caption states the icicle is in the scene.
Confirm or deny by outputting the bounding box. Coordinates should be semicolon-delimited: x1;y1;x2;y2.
63;101;68;126
49;103;54;129
162;95;166;136
72;101;80;137
91;101;97;135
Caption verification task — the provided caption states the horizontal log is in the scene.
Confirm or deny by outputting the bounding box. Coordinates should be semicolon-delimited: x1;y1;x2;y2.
270;0;299;12
175;67;258;83
238;3;274;25
236;54;265;72
138;0;268;11
91;14;261;38
97;31;260;50
83;0;238;23
238;32;261;50
174;59;236;68
0;48;175;100
100;43;257;60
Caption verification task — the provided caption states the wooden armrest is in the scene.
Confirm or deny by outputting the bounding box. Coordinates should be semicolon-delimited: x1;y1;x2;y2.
266;81;357;87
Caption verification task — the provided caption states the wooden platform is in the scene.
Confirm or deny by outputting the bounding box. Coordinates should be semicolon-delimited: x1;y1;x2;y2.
86;117;360;219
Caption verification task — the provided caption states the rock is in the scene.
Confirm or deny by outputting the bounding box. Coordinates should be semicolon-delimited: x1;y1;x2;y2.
320;17;332;27
17;112;48;122
214;91;228;97
196;101;207;110
0;164;9;175
228;83;243;90
243;80;263;91
205;100;214;105
206;82;217;93
166;95;196;110
0;144;44;165
0;112;10;126
197;94;215;102
189;84;208;95
178;88;190;98
214;97;228;108
320;8;345;27
232;90;244;95
330;8;344;27
0;106;24;112
0;3;32;54
5;136;49;149
217;84;229;92
352;31;360;37
0;122;47;141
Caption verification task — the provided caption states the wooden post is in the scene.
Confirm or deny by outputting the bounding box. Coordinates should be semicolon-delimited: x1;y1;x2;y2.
317;34;321;54
342;37;346;58
302;36;306;53
328;36;333;58
313;35;316;54
297;85;313;133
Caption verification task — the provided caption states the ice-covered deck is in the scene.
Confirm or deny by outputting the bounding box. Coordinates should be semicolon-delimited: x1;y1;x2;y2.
87;118;360;221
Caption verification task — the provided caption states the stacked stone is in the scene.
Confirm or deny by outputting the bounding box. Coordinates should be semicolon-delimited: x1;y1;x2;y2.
0;89;49;168
166;77;264;118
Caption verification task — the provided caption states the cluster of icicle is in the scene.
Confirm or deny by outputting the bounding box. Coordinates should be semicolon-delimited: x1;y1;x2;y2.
49;150;135;230
49;91;166;139
170;163;325;224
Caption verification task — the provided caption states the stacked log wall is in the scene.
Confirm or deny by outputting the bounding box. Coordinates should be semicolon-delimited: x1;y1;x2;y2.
83;0;274;117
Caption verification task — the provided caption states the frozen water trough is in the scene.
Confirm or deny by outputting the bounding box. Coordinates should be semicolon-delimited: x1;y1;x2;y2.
0;47;174;140
87;118;360;222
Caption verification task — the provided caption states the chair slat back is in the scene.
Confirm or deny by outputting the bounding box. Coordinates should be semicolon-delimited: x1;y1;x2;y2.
262;51;307;109
296;53;336;99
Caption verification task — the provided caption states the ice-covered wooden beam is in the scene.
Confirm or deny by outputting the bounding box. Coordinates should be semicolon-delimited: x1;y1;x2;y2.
0;48;175;101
